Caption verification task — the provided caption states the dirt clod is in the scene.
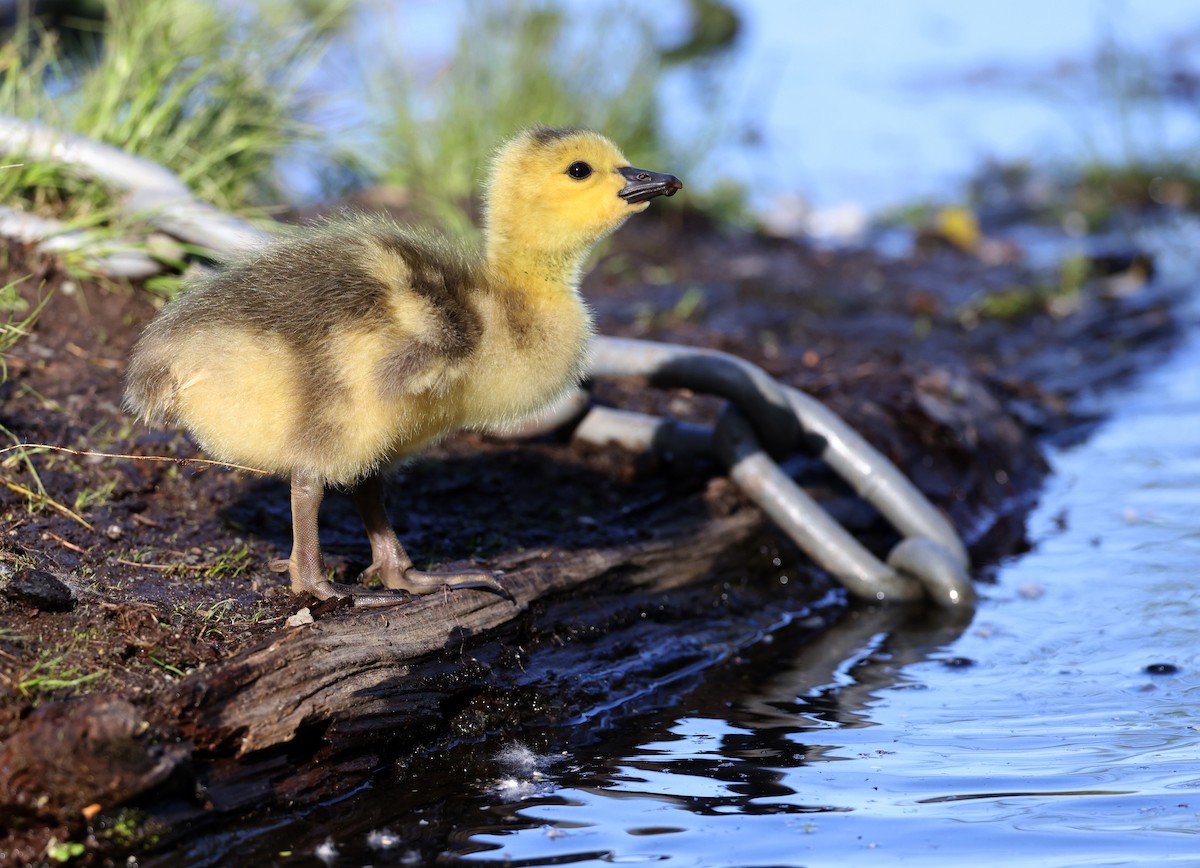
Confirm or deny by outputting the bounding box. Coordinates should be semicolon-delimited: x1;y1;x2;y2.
0;694;190;826
3;568;75;612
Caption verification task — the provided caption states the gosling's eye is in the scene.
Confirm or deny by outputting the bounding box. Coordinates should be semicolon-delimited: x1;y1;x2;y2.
566;161;592;180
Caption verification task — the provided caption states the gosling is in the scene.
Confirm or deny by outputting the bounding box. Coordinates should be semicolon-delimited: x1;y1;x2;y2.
124;127;682;607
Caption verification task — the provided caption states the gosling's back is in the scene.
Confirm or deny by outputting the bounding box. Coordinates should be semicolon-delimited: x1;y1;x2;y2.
125;217;579;484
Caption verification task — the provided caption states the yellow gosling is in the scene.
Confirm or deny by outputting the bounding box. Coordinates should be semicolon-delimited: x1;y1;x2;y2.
125;127;682;607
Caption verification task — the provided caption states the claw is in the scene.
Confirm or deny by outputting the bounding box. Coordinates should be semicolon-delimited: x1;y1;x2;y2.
304;578;416;609
305;573;511;609
396;568;515;602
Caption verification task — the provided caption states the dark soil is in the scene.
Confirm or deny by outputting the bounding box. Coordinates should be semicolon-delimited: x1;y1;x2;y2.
0;209;1179;865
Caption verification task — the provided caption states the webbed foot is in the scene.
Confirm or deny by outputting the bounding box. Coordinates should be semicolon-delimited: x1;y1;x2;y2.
361;559;513;601
352;470;514;604
271;556;416;608
278;469;515;611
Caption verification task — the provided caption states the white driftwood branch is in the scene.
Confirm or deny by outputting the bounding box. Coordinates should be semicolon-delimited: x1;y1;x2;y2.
0;116;268;259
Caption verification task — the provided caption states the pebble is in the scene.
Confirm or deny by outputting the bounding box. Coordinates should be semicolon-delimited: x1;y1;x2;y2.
941;656;976;669
285;607;314;628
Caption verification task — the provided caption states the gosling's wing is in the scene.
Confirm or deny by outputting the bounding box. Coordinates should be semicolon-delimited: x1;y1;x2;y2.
353;220;484;397
125;215;486;437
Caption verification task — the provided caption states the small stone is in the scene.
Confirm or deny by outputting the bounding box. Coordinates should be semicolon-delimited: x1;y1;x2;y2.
4;568;75;612
941;656;975;669
285;607;314;628
105;524;123;540
1144;663;1179;676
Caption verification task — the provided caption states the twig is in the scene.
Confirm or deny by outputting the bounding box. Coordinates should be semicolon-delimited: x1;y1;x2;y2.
0;443;270;475
116;558;221;572
44;530;89;556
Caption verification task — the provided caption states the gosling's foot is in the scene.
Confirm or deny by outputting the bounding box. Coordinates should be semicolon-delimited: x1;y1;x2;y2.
270;557;418;609
270;558;513;606
362;561;515;602
272;559;412;607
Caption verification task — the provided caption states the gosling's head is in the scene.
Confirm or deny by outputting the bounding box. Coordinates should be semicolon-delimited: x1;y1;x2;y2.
483;126;682;256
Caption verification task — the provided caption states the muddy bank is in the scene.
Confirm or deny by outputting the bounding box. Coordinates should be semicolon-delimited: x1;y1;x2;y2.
0;210;1178;863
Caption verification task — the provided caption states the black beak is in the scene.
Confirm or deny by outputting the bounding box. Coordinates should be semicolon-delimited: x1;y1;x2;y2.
618;166;683;204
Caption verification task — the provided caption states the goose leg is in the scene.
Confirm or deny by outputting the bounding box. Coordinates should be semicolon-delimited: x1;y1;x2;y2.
352;472;513;601
279;469;415;607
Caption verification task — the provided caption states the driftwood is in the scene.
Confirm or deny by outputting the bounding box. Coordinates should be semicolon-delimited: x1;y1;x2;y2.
176;502;764;758
4;484;791;849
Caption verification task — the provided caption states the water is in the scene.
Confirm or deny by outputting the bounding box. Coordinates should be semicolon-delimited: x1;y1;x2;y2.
722;0;1200;214
271;309;1199;867
238;246;1198;865
305;1;1200;220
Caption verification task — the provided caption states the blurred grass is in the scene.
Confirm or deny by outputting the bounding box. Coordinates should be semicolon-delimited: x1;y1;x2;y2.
353;0;738;238
0;0;740;244
986;21;1200;231
1059;27;1200;228
0;277;46;383
0;0;345;221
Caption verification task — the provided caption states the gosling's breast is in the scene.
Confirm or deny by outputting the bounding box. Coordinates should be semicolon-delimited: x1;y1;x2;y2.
462;288;593;430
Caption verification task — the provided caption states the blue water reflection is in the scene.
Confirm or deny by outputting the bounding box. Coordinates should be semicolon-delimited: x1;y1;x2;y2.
722;0;1200;211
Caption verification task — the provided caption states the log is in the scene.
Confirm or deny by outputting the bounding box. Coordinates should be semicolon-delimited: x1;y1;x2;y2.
173;498;766;758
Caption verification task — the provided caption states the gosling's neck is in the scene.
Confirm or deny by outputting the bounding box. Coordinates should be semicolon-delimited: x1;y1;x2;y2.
481;197;610;299
483;237;591;299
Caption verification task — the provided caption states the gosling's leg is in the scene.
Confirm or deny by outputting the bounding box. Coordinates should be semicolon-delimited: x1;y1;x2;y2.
275;469;414;608
352;472;513;601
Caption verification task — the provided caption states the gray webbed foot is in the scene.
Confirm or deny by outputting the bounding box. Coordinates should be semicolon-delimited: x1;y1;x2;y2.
362;560;514;601
353;472;513;602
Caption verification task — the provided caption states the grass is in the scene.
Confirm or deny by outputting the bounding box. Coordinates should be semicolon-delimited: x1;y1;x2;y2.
120;543;253;581
72;476;118;513
0;0;346;223
0;413;97;530
986;19;1200;230
352;0;733;237
957;254;1092;324
0;0;740;308
147;654;186;678
15;644;107;698
0;0;738;247
204;544;253;580
46;840;85;863
0;276;45;381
